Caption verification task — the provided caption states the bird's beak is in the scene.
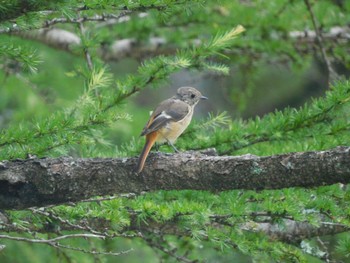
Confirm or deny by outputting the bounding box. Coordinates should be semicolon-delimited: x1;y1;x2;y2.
200;96;208;100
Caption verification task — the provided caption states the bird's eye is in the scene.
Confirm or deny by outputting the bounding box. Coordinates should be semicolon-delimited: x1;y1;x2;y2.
190;94;196;99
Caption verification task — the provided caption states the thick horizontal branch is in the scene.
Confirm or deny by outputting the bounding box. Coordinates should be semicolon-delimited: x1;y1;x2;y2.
0;146;349;209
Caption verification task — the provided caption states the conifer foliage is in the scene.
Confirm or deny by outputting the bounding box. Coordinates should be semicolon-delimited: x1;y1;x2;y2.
0;0;350;262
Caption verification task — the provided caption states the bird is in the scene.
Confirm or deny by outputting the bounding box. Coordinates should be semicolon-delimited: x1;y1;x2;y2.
136;87;208;173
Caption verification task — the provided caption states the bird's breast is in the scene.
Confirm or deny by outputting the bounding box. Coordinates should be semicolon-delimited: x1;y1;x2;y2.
156;107;194;144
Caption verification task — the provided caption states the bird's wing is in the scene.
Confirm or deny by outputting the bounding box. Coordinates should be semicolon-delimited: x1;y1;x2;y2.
140;99;189;136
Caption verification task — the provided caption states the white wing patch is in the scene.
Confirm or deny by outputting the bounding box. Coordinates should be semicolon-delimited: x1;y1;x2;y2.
157;111;173;119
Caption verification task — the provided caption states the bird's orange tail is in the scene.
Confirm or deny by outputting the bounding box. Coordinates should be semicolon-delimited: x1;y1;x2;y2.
136;132;158;173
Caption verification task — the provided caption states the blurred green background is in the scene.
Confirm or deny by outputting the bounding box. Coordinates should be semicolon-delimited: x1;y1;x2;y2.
1;0;350;262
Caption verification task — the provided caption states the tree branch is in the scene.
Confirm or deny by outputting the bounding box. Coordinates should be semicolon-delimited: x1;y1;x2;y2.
0;1;189;34
11;24;349;63
0;146;349;209
240;220;349;244
0;233;133;256
143;235;195;263
44;12;132;28
78;21;93;71
0;233;105;243
129;210;350;244
2;206;348;246
303;0;339;82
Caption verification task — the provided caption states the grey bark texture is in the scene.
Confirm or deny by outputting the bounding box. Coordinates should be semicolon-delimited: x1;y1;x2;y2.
0;146;349;209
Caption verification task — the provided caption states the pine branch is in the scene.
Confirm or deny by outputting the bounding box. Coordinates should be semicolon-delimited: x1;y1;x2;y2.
2;204;349;248
28;207;138;239
102;25;245;108
181;80;350;154
0;0;63;22
78;21;93;71
0;116;110;159
143;235;195;263
0;43;41;73
0;24;245;160
0;0;199;34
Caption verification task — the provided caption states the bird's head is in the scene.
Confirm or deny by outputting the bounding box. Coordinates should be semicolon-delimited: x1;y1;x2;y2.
176;87;208;106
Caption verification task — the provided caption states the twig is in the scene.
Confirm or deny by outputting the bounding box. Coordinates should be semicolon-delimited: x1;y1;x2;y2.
0;233;133;257
274;0;293;18
144;235;196;263
51;242;133;257
102;66;161;113
0;1;189;34
78;22;93;71
28;208;139;238
217;97;349;155
95;12;148;28
0;233;105;243
77;13;100;102
45;13;131;27
78;193;138;203
316;237;331;262
0;12;132;34
303;0;338;82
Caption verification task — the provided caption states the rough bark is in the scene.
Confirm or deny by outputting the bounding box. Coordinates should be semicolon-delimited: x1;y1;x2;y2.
0;146;349;209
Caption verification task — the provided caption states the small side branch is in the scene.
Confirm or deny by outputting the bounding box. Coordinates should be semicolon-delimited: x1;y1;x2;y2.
303;0;338;82
0;233;105;243
0;233;133;256
78;21;93;71
0;12;132;34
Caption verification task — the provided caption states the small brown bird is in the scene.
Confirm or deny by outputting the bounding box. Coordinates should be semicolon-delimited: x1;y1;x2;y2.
136;87;207;173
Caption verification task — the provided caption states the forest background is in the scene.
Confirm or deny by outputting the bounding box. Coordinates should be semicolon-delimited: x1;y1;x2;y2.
0;0;350;262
